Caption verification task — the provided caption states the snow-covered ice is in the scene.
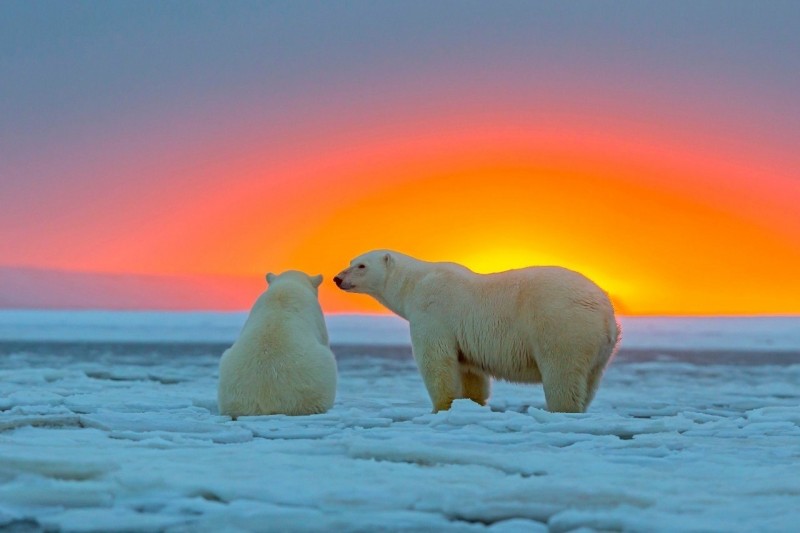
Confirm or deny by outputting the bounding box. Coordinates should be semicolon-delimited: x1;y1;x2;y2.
1;313;799;532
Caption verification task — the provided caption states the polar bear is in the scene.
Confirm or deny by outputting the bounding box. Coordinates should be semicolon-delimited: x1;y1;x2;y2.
334;251;619;413
218;271;337;417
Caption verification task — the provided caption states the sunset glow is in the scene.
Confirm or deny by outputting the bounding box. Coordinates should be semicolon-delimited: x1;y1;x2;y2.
2;3;798;314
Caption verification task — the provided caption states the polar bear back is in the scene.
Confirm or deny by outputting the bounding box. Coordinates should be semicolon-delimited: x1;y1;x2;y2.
414;264;618;384
236;288;328;352
218;274;337;417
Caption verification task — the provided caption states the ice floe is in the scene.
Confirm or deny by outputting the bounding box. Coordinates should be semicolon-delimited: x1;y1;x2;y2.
1;315;799;531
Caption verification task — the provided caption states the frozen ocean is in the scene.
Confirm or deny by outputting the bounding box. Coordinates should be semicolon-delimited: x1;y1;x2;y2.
1;311;799;532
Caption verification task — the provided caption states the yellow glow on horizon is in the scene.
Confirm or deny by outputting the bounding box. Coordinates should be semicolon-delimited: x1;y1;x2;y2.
20;119;797;315
459;247;562;274
458;246;639;314
292;150;799;315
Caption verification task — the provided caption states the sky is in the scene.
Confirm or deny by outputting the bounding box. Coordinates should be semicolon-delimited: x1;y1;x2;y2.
1;1;799;314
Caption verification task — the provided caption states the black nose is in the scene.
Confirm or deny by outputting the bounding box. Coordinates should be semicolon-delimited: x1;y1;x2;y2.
333;276;342;287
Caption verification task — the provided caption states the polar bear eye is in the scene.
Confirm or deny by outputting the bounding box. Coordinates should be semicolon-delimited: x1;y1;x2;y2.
358;264;366;269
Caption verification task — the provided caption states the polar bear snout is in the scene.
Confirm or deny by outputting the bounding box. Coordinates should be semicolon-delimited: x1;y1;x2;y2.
333;271;355;291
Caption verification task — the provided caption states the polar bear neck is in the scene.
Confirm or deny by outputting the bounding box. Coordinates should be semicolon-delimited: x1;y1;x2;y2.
243;283;328;345
261;283;319;315
372;255;428;320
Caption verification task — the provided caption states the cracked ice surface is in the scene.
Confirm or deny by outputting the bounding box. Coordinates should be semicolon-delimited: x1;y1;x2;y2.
1;318;800;532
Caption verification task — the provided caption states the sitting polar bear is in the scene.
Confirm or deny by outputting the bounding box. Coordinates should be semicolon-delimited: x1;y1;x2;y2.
334;251;619;413
218;271;337;417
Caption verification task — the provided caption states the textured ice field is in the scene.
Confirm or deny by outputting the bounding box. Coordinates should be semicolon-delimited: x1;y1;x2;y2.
1;314;800;532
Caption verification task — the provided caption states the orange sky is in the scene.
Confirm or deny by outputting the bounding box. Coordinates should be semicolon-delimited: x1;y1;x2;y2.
12;116;796;315
3;3;799;314
290;123;800;315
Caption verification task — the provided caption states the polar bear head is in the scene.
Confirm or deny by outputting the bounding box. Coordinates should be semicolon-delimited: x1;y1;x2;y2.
266;270;324;293
333;250;394;295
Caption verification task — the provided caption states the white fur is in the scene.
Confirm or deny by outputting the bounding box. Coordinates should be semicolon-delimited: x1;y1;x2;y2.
218;271;337;417
335;251;620;413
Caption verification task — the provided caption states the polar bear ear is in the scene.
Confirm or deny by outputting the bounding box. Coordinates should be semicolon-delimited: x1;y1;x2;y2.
383;253;393;266
266;273;276;284
310;274;323;288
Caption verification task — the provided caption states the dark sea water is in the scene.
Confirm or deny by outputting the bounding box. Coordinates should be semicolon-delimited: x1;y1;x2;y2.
2;341;799;368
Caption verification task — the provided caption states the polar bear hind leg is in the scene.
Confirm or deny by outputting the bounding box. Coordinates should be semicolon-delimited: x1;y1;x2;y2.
537;337;596;413
584;362;606;408
536;323;607;413
460;366;490;405
584;338;617;407
540;362;591;413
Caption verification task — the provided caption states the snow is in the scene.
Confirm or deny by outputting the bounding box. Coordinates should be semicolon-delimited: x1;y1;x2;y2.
1;313;799;531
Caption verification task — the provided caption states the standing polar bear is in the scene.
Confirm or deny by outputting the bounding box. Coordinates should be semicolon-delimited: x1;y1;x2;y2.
334;251;619;413
218;271;337;417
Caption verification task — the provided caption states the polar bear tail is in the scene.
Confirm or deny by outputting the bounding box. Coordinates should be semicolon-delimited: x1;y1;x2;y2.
611;319;622;354
603;317;622;368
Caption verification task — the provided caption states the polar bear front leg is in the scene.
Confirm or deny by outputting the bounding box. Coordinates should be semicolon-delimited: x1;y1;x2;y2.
410;322;460;412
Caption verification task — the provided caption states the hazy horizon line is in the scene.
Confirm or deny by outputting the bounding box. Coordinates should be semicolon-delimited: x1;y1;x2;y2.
1;308;798;319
